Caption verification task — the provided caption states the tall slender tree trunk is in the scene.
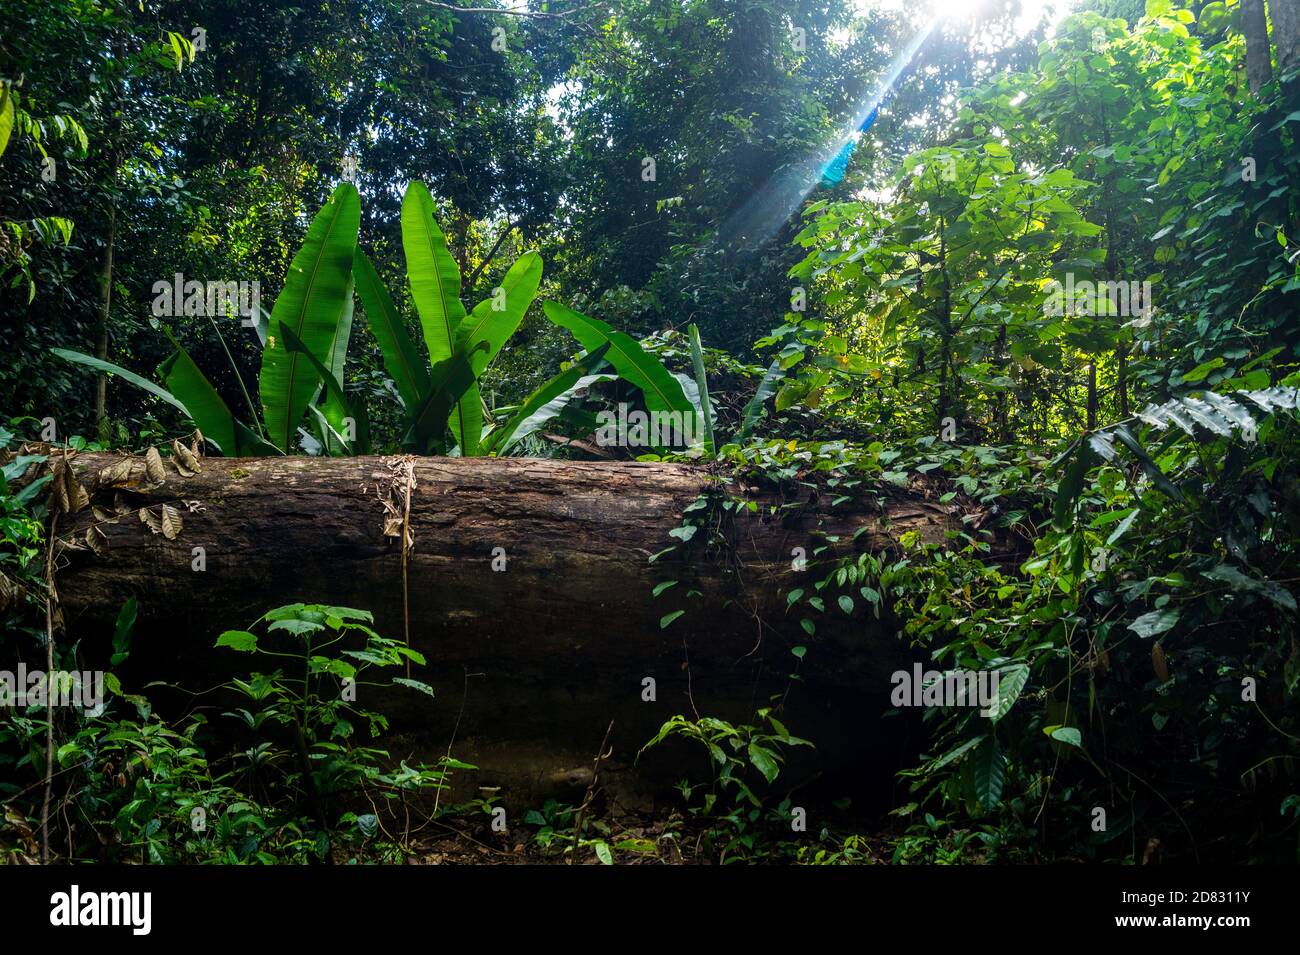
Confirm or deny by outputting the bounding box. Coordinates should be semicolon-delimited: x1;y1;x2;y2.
937;215;954;431
1272;0;1300;77
1117;350;1128;417
994;322;1009;442
1244;0;1275;92
1087;362;1098;431
93;203;116;421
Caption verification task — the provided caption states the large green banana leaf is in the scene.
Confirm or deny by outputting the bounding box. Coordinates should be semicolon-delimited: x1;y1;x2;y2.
738;359;784;440
452;251;544;455
281;322;370;455
457;252;543;375
156;331;240;456
259;182;360;450
403;343;488;454
485;343;613;455
0;86;13;160
401;180;477;452
353;248;429;410
52;348;190;416
687;323;716;454
316;278;356;454
541;302;698;432
52;346;276;456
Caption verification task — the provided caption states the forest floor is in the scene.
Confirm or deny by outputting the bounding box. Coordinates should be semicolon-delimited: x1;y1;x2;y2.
401;809;896;865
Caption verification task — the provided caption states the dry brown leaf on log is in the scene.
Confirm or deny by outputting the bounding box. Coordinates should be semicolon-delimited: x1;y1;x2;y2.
139;507;162;534
0;570;16;612
95;458;136;490
49;458;89;515
138;504;182;539
160;504;182;540
172;439;201;476
144;447;167;485
91;505;118;524
85;525;109;556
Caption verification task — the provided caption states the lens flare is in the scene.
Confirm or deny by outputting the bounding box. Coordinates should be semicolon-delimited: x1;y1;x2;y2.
716;17;940;251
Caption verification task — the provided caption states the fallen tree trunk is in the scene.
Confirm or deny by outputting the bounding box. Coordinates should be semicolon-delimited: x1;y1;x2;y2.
52;454;954;785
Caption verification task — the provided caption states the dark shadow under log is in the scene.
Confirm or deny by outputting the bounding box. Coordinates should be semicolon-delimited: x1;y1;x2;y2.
53;454;954;795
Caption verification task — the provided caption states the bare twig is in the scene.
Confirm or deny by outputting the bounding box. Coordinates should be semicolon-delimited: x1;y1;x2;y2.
465;220;515;292
432;668;483;817
569;719;614;864
400;459;416;677
39;508;59;864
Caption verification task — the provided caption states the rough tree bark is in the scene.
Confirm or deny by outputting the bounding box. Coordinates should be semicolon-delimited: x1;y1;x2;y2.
1272;0;1300;78
51;454;958;779
1244;0;1274;93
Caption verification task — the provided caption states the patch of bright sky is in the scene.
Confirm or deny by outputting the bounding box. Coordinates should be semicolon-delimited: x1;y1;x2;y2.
832;0;1076;42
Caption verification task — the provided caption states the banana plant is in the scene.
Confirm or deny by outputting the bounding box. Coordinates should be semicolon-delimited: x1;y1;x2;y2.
396;181;543;454
55;184;366;456
677;322;784;458
54;179;696;458
259;183;361;452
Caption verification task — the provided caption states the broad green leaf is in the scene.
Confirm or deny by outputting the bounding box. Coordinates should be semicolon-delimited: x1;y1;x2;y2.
1;454;44;483
0;85;13;159
1047;726;1083;748
974;736;1004;808
234;422;281;457
660;610;685;629
747;742;780;783
52;348;190;416
403;344;487;453
393;677;436;699
738;360;784;440
542;301;698;436
280;321;370;455
326;277;354;389
111;596;137;666
401;181;476;451
454;252;543;455
1181;357;1224;383
1128;608;1180;638
1053;439;1093;530
14;475;52;505
317;278;358;454
353;248;429;410
487;345;612;455
1112;425;1185;502
457;252;543;374
156;345;239;456
216;630;258;652
687;324;716;454
259;183;360;450
928;735;983;771
988;664;1030;722
1105;508;1139;546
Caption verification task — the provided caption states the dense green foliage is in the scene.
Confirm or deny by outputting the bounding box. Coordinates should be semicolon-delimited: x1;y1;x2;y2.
3;0;1300;864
